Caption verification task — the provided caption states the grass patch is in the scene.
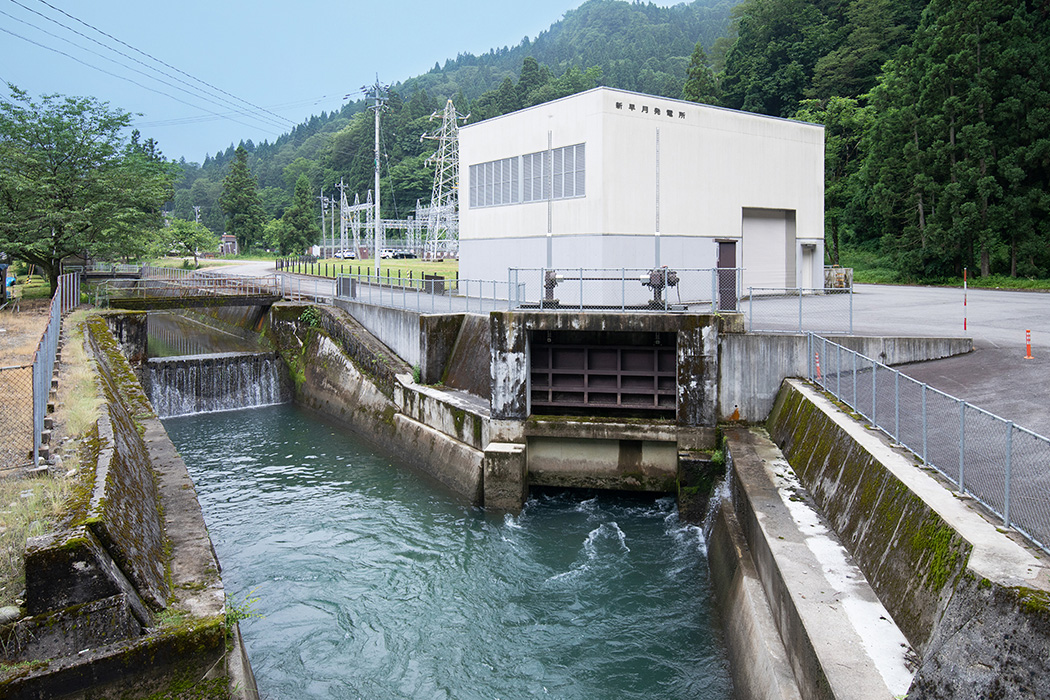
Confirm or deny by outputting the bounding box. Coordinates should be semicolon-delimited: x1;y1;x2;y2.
0;475;72;608
930;273;1050;291
53;310;103;439
301;257;459;281
838;247;901;285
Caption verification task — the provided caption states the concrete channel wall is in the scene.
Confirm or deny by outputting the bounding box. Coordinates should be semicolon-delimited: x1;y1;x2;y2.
334;299;421;368
0;316;257;699
746;379;1050;700
718;333;973;423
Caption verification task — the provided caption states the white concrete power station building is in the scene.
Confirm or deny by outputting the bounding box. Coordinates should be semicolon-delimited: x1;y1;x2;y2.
458;87;825;304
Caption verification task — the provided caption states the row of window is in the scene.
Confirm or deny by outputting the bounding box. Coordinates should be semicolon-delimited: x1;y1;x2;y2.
468;143;585;208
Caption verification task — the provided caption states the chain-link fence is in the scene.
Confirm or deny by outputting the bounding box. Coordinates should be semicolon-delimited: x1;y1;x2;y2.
0;273;80;469
808;333;1050;555
748;287;853;334
507;268;743;312
0;364;34;469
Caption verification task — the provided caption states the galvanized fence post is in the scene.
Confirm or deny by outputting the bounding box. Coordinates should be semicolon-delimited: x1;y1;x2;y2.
836;342;841;399
852;348;857;407
959;400;966;492
894;371;900;442
871;358;877;424
921;384;928;464
1004;421;1013;527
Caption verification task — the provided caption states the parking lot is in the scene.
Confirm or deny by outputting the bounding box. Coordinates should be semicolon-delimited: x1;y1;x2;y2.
847;284;1050;438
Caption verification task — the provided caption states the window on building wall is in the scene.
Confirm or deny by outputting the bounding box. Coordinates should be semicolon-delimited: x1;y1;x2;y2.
470;143;585;208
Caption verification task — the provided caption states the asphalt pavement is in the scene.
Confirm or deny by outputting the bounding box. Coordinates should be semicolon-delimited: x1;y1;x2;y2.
849;284;1050;437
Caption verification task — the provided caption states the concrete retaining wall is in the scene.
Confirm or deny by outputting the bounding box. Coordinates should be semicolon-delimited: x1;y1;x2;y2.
269;304;487;505
334;298;421;367
765;379;1050;700
719;333;972;422
1;316;256;699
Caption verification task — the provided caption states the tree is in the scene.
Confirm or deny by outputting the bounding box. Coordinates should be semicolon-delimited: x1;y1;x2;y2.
863;0;1050;279
162;218;219;267
682;42;722;105
278;174;320;255
794;97;871;265
219;144;265;252
0;86;175;293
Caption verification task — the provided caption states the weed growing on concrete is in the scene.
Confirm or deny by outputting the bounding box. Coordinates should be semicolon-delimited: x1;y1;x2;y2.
298;307;322;328
0;476;71;608
224;589;261;630
54;311;103;438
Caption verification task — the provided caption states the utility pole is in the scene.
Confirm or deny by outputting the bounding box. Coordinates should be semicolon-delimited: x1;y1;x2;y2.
363;78;389;276
192;205;201;225
319;187;326;257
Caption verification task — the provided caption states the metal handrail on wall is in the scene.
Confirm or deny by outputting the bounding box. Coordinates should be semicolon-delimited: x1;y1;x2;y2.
807;333;1050;555
334;273;522;313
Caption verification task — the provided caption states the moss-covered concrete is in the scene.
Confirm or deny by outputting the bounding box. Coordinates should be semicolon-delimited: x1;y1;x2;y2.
766;379;1050;700
1;315;255;699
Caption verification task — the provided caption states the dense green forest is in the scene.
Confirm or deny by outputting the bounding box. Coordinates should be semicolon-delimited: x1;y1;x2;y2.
173;0;1050;281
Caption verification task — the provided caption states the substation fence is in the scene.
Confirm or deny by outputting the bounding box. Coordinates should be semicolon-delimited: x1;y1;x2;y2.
748;287;854;334
334;274;523;313
506;268;743;313
808;333;1050;555
0;272;80;469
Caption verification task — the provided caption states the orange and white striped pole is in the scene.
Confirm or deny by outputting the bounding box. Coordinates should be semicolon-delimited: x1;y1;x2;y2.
963;267;967;331
1025;329;1034;360
814;352;822;381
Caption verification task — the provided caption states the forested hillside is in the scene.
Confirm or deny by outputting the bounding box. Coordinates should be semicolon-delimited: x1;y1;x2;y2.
176;0;1050;282
170;0;737;250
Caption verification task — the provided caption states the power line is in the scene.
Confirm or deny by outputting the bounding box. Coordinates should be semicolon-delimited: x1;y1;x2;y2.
5;0;293;130
0;7;290;132
30;0;297;127
0;25;282;137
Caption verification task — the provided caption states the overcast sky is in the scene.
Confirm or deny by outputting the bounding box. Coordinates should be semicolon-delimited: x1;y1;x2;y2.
0;0;681;163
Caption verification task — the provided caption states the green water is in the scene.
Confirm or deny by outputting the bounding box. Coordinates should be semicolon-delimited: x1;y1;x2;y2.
164;404;734;699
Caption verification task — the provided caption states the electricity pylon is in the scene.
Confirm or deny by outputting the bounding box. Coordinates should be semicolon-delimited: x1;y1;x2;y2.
421;99;468;259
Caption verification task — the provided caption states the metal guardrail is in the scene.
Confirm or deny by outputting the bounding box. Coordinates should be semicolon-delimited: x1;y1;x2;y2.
507;268;743;312
96;273;280;306
335;274;523;313
808;333;1050;555
748;287;854;334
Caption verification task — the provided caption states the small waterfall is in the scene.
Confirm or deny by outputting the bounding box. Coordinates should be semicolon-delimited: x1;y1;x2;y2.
148;352;291;418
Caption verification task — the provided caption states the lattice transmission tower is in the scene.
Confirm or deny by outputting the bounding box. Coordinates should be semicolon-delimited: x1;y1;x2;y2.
421;99;468;259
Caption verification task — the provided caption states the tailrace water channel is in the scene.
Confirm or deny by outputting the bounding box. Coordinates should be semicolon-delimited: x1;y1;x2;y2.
153;312;734;699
